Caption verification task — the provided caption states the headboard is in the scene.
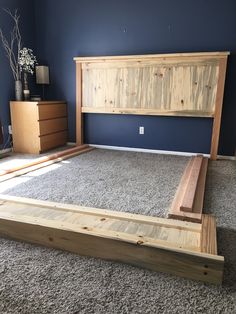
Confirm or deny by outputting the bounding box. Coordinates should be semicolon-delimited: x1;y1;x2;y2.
74;52;229;160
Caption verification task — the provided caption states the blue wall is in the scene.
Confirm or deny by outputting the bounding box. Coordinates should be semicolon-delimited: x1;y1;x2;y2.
5;0;236;155
0;0;36;148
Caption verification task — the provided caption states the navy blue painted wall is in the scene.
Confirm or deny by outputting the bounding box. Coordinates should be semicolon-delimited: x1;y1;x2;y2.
32;1;235;154
0;0;36;148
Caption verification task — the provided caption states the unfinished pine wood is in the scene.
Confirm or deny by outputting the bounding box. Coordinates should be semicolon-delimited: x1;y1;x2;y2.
192;158;208;214
0;195;224;284
168;156;208;222
0;144;89;176
74;52;229;63
0;146;94;183
180;156;203;212
74;52;229;159
201;214;218;255
210;58;228;160
76;63;83;145
81;62;219;115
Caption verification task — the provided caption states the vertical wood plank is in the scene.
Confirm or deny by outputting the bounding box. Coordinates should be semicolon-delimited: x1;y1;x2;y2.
201;214;217;255
76;62;83;145
180;156;203;212
210;57;228;160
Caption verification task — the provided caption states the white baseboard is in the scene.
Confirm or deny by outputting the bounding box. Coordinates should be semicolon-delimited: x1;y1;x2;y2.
66;142;76;146
217;155;236;161
89;144;210;157
0;148;12;155
89;144;236;160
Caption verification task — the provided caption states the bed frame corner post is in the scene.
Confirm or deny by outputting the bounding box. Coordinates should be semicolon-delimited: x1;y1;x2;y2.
76;61;83;146
210;56;228;160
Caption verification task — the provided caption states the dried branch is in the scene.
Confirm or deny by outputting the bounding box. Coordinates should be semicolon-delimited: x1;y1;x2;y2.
0;8;22;80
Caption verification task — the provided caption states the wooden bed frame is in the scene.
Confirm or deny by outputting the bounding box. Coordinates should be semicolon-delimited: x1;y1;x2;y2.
0;52;229;284
74;51;229;160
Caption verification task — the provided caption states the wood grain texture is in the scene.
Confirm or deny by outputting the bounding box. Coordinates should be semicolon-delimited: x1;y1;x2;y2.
180;156;203;212
210;58;228;160
0;147;94;183
82;62;219;115
76;63;83;145
74;52;229;154
74;51;229;62
0;145;89;176
81;107;214;117
192;158;208;214
168;156;208;222
0;196;224;284
201;214;218;255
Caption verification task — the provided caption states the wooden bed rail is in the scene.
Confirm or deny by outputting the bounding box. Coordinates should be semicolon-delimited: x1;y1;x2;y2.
74;51;229;160
169;156;208;222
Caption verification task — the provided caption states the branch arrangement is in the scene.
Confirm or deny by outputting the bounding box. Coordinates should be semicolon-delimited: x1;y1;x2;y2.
0;9;22;80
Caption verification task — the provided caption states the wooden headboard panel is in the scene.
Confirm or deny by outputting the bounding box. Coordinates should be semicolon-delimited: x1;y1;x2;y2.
74;52;229;159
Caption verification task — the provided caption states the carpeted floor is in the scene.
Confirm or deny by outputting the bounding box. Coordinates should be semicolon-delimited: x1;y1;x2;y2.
0;149;235;314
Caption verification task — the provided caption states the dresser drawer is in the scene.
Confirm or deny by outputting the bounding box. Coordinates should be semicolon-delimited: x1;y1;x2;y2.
38;103;67;120
39;118;67;136
40;131;67;152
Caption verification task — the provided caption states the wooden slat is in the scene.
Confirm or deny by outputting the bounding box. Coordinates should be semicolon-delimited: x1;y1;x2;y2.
0;144;89;176
74;51;230;63
0;147;94;183
180;156;203;212
201;214;218;255
0;195;201;233
82;107;214;118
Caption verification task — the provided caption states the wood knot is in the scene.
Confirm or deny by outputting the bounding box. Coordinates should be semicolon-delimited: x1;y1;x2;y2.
181;99;184;104
137;240;144;245
100;218;106;221
48;237;53;242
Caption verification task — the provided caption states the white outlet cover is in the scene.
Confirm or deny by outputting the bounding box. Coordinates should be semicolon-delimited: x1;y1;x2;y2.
139;126;144;135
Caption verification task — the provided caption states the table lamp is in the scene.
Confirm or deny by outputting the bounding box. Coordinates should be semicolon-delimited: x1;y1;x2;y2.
36;66;50;100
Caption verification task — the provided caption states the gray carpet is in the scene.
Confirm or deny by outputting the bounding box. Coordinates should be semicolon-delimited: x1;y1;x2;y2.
0;149;235;314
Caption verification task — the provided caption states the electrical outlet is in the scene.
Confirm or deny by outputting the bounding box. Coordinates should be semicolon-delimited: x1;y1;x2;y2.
139;126;144;135
8;125;12;135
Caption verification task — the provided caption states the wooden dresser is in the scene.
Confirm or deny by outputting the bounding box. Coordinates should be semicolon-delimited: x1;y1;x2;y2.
10;101;68;154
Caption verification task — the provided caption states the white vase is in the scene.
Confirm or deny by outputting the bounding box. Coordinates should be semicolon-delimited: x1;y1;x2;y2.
15;80;23;101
